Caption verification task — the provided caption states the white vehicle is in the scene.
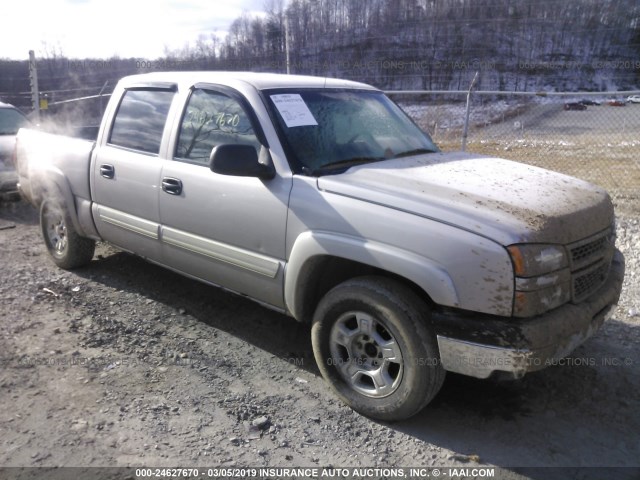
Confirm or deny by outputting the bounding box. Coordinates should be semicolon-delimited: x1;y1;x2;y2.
626;95;640;103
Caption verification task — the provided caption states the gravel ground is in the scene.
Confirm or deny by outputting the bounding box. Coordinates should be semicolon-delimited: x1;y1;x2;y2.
1;197;639;480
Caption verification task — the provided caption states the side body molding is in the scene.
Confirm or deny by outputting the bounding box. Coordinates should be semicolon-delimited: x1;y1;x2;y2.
97;205;159;239
284;231;459;321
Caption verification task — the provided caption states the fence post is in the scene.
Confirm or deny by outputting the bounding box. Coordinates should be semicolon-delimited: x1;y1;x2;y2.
98;80;109;115
28;50;40;123
461;71;479;151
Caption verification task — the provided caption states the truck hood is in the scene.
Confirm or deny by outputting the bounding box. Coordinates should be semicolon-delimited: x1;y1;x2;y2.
317;152;613;246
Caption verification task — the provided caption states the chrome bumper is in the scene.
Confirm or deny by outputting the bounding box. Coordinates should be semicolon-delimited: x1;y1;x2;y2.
436;249;624;379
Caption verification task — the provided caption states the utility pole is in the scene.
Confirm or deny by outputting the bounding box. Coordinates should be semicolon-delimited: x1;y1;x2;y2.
29;50;40;122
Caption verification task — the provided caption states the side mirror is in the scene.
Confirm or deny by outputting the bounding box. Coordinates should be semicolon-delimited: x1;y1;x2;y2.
209;144;275;180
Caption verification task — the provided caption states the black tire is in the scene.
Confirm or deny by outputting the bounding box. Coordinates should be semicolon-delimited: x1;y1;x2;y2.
40;198;95;269
311;276;445;421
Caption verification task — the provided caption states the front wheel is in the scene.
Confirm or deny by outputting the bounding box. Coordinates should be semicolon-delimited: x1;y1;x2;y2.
41;199;95;269
311;276;445;421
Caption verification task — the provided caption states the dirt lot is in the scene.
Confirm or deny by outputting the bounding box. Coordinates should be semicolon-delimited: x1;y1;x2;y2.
1;197;639;480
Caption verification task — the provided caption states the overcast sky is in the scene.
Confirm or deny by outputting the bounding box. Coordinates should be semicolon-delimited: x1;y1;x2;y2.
1;0;266;61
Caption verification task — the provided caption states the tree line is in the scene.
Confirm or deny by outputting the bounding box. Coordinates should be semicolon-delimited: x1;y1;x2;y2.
202;0;639;91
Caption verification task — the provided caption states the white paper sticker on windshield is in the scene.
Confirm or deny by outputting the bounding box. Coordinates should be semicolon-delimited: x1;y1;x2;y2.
271;94;318;128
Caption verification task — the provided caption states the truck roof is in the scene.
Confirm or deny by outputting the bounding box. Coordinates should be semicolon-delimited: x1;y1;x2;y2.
117;71;378;92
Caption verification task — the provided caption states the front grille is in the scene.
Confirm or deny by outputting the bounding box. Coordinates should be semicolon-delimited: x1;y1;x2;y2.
573;260;611;302
571;236;609;267
568;227;614;270
568;227;615;303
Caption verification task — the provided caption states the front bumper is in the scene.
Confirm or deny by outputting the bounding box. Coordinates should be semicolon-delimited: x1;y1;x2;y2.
434;249;625;379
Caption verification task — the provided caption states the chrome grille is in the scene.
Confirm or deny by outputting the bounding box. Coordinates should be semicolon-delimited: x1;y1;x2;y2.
568;227;615;303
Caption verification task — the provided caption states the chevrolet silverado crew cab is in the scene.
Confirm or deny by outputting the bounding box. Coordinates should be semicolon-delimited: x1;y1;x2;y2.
15;72;625;421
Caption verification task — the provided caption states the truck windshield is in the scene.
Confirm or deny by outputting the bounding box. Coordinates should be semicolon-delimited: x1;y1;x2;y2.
266;90;438;175
0;108;31;135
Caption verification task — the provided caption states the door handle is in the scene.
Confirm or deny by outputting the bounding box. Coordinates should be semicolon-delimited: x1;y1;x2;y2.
100;164;115;179
162;177;183;195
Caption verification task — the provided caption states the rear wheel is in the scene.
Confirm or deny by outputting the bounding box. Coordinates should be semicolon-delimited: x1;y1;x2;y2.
311;276;445;421
41;199;95;269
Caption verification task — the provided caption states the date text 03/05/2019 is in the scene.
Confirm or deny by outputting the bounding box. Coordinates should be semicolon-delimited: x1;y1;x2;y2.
134;467;497;478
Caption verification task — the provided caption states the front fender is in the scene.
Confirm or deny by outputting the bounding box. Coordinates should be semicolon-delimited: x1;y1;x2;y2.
284;231;459;321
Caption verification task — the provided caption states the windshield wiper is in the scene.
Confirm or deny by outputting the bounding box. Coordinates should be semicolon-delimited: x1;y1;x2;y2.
310;156;386;175
393;148;437;158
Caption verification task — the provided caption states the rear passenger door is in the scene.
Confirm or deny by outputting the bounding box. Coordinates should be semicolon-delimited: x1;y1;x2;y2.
91;87;175;261
158;86;291;308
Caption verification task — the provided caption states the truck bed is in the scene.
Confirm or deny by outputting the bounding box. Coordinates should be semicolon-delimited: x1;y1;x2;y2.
15;128;96;206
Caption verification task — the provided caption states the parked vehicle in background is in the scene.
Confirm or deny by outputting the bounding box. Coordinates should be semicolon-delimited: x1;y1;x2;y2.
607;99;626;107
564;102;587;111
0;101;32;198
578;99;601;106
14;72;625;421
626;95;640;104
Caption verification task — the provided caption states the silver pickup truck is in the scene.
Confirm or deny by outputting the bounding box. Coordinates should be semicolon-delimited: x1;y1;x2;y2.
15;72;625;421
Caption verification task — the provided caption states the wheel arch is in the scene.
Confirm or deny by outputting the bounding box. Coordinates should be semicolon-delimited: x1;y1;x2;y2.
284;231;459;322
32;165;88;237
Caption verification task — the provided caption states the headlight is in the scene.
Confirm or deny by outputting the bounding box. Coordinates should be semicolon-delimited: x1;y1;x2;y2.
507;244;568;277
507;244;571;317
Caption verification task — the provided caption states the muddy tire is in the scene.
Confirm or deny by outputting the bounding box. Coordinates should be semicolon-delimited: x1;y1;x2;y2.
40;199;95;269
311;276;445;421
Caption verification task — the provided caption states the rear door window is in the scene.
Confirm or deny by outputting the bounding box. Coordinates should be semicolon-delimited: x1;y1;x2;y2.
109;89;175;155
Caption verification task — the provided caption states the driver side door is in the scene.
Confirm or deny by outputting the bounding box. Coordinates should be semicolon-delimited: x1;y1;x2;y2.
158;86;291;309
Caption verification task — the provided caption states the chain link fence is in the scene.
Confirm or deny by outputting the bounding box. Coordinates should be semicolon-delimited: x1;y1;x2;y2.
393;91;640;201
